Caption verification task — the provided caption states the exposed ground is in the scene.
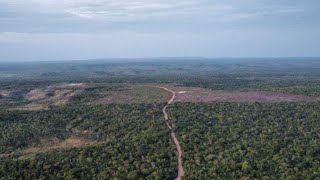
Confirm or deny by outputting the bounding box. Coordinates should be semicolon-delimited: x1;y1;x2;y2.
0;90;10;97
2;83;87;111
4;83;318;112
3;84;172;111
157;86;185;180
160;85;319;103
25;89;48;101
50;89;83;106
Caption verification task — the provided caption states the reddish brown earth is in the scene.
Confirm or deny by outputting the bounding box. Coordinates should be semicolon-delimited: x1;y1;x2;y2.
158;86;185;180
162;86;318;103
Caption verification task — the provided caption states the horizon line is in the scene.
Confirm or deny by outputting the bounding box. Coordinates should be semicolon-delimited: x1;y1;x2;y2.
1;56;320;63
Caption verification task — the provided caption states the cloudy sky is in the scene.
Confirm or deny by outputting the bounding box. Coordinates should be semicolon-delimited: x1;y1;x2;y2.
0;0;319;61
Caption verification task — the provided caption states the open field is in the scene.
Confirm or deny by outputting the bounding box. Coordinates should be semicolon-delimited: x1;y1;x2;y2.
95;85;171;104
161;86;319;103
1;83;172;111
3;82;319;112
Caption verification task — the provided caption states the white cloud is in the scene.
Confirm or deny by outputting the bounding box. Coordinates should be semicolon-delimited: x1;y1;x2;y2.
0;0;314;30
62;0;223;21
0;0;235;21
0;1;318;60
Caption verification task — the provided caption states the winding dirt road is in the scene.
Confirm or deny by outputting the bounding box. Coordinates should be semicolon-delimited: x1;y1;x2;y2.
158;86;185;180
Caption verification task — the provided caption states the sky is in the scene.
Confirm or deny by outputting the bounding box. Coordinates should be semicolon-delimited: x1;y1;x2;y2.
0;0;319;61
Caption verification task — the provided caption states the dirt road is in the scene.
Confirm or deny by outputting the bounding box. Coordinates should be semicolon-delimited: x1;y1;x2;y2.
158;86;185;180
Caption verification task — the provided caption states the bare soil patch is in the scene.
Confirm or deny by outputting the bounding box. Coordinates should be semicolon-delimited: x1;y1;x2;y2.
161;86;318;103
25;89;48;101
11;89;82;111
61;83;84;88
18;86;84;111
0;90;10;97
50;89;82;105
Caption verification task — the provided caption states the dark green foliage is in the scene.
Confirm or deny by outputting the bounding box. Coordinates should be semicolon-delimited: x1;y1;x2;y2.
0;109;70;153
168;102;320;179
0;104;177;179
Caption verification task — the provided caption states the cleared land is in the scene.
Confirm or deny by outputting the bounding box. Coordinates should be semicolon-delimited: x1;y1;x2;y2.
97;85;171;104
160;86;319;103
3;83;319;112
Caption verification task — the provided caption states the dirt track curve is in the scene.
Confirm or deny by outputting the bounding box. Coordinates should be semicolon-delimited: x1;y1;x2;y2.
158;87;185;180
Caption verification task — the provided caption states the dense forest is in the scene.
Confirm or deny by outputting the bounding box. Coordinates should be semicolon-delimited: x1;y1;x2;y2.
0;58;320;179
168;102;320;179
0;104;177;179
